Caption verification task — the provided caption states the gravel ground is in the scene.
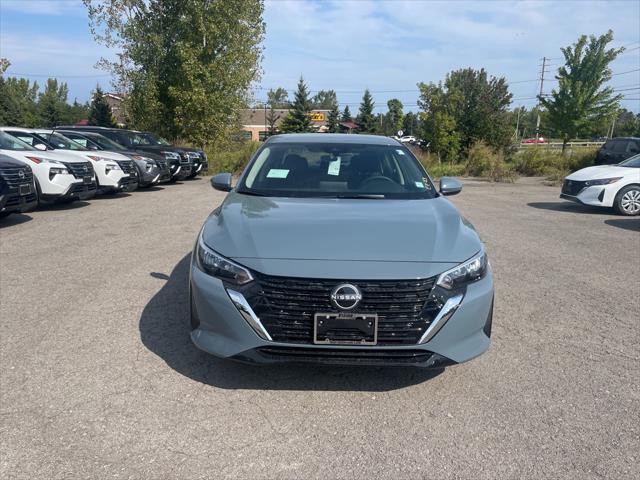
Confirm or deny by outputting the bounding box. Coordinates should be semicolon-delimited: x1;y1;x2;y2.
1;177;638;479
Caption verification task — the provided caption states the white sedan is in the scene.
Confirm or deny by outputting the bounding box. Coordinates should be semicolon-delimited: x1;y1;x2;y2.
561;154;640;215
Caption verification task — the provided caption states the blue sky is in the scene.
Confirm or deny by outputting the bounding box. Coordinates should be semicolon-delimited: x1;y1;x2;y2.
1;0;639;112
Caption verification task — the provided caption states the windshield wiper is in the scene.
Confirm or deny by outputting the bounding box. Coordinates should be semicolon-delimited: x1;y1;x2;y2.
335;194;386;199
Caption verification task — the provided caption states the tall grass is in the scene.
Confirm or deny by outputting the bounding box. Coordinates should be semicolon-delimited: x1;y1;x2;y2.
510;147;598;182
204;141;260;175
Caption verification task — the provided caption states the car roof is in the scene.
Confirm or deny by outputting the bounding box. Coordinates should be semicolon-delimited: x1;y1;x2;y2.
0;126;35;133
608;137;640;141
266;133;401;146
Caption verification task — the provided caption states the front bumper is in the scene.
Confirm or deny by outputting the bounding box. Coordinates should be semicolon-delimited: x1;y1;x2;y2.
40;180;98;202
560;185;615;208
190;262;494;367
0;188;38;214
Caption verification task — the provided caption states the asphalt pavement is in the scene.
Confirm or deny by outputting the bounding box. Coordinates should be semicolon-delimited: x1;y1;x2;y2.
1;177;638;479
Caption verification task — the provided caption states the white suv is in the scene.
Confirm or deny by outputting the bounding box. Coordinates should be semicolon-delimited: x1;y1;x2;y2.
2;128;137;194
0;131;97;203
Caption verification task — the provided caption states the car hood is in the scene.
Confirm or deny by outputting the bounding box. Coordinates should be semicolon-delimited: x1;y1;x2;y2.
566;165;638;180
0;149;88;164
202;192;481;265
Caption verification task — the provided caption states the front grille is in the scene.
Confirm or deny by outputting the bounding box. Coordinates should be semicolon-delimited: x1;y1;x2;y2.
4;192;37;207
63;162;94;179
156;160;168;171
70;183;96;194
562;179;587;196
256;347;440;365
0;166;33;186
179;153;190;165
246;274;439;345
116;160;136;175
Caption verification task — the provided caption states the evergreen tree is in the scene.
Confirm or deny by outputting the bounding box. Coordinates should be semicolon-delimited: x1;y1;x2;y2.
356;89;376;133
67;100;90;125
327;103;340;133
280;76;313;133
386;99;404;135
341;105;352;122
88;86;117;127
38;78;69;127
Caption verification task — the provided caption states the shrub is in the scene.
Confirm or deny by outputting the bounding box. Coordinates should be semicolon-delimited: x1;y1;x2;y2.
412;148;466;179
204;141;260;175
466;142;518;182
511;147;598;178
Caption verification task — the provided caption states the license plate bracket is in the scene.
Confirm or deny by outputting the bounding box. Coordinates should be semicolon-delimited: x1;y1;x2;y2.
83;176;93;185
313;313;378;345
18;184;31;196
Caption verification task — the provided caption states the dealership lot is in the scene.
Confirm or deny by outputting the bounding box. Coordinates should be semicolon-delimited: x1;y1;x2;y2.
1;178;638;479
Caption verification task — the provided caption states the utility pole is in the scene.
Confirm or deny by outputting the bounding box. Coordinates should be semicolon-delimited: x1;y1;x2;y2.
535;56;549;142
514;107;522;142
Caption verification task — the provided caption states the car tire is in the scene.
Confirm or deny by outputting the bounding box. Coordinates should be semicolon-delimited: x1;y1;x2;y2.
614;185;640;216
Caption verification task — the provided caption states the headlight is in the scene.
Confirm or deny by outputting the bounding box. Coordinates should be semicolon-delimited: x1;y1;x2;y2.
162;151;180;160
195;234;253;285
105;164;121;174
584;177;622;186
437;249;488;290
49;167;69;177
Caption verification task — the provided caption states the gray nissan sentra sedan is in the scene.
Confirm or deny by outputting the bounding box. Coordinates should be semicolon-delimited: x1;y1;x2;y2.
189;134;494;368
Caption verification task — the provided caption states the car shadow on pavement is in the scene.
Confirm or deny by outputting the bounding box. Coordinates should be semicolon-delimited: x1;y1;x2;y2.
137;186;164;192
604;218;640;232
0;213;33;228
527;201;613;215
139;254;444;392
37;200;90;211
91;193;132;200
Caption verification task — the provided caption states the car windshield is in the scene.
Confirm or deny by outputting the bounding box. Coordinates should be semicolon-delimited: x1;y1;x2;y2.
0;131;37;151
141;133;170;145
237;142;437;199
40;132;88;150
619;154;640;168
115;130;154;146
85;133;127;151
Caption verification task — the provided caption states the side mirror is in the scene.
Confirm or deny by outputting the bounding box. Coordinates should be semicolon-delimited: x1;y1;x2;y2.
34;143;47;151
210;172;233;192
440;176;463;196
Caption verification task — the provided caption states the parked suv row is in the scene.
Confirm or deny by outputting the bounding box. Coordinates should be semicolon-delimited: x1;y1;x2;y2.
0;127;207;219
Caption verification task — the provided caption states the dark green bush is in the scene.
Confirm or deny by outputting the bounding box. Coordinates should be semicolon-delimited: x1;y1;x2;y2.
512;147;598;179
466;142;518;182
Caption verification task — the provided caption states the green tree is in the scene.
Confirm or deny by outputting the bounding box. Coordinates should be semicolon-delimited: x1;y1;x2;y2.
267;87;289;108
280;77;313;133
312;90;338;109
418;83;460;162
540;30;623;151
266;106;281;136
67;100;90;125
386;99;404;135
38;78;69;127
327;103;340;133
444;68;512;151
84;0;265;146
88;86;117;127
402;111;419;136
0;65;40;127
356;89;376;133
341;105;352;122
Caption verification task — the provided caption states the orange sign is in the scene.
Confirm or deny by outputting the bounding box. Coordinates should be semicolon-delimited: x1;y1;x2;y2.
308;112;325;121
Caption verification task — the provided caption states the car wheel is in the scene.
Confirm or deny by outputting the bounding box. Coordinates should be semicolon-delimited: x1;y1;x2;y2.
614;185;640;216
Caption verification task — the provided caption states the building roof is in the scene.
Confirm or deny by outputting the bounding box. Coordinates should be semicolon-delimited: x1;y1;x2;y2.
266;133;401;146
240;108;331;127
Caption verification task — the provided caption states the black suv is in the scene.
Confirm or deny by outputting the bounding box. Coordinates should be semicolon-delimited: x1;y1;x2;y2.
0;154;38;218
595;137;640;165
57;130;172;186
137;131;208;178
57;126;191;181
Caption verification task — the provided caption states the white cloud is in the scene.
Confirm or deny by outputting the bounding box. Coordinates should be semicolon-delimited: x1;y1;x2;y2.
261;0;640;111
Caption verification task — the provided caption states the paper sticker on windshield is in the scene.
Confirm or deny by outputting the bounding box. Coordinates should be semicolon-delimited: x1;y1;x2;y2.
267;169;289;179
415;181;424;188
327;159;341;176
396;149;405;155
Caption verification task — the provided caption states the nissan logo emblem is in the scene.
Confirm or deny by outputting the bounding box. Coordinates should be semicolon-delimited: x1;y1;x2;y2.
18;170;25;179
330;283;362;310
83;165;88;172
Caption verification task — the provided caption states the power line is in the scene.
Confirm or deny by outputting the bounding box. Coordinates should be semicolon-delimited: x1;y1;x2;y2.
611;68;640;77
6;72;111;78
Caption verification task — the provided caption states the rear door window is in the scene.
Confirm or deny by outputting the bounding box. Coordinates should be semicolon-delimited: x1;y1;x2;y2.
612;140;628;152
